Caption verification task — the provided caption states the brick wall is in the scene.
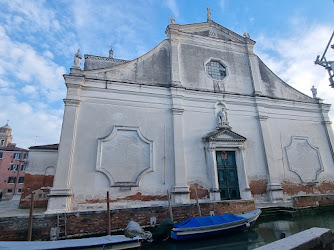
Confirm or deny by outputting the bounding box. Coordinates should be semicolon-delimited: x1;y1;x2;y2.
292;194;334;208
0;200;255;241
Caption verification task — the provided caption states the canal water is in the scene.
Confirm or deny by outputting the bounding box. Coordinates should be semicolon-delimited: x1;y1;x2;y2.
142;208;334;250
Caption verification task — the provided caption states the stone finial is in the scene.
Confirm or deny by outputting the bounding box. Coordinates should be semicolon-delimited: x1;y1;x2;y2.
311;85;317;99
168;17;175;24
243;32;250;39
207;7;212;22
73;49;82;68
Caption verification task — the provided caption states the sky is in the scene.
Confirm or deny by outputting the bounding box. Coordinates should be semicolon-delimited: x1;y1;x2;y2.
0;0;333;149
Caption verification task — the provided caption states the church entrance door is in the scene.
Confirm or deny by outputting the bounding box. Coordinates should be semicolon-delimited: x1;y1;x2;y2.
216;151;240;200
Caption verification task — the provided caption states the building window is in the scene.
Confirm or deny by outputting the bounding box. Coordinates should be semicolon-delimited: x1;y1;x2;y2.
10;165;18;171
13;153;20;159
8;177;16;183
205;60;227;80
18;189;22;193
18;177;24;183
7;189;13;193
0;152;2;159
24;154;28;159
21;165;26;171
0;140;4;146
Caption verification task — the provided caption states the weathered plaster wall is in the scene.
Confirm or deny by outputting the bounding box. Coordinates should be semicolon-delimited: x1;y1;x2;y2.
84;40;171;86
20;150;57;208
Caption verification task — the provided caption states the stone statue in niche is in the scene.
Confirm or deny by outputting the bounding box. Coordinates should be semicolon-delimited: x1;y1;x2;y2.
74;49;82;68
207;7;211;22
217;107;229;127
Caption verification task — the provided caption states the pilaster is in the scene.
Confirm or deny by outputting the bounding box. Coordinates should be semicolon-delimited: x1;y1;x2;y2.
318;100;334;163
170;88;189;204
237;146;252;200
166;25;182;87
257;114;284;202
205;146;220;201
46;74;84;213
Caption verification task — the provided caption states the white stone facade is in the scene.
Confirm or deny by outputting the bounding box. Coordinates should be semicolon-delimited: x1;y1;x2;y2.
47;20;334;212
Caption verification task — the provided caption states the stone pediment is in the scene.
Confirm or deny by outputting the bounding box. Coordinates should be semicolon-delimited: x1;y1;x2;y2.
203;129;246;142
167;21;255;45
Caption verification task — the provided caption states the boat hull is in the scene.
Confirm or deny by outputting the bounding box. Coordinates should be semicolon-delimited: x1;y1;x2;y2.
171;209;261;240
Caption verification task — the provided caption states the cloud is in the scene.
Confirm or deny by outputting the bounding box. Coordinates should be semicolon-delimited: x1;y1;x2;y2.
0;95;62;148
255;23;334;127
165;0;179;19
0;23;66;148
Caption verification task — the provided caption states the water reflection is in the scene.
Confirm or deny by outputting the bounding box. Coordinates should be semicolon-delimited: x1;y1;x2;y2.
142;209;334;250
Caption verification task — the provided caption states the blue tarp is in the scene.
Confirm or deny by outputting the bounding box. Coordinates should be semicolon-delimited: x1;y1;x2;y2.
173;214;245;229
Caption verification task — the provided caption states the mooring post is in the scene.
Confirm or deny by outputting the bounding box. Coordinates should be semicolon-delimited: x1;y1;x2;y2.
195;188;202;217
167;190;174;222
27;192;34;241
107;191;111;235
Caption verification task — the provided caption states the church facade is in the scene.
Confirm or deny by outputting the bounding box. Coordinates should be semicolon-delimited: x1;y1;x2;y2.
46;19;334;213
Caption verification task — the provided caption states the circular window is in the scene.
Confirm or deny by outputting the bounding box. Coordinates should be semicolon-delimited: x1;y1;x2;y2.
205;60;226;80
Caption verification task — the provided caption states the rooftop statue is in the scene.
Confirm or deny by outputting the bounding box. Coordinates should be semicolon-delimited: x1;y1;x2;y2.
207;7;212;22
168;17;175;24
74;49;82;68
311;85;317;99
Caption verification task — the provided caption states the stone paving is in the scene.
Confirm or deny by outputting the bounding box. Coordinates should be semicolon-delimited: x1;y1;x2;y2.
0;199;46;218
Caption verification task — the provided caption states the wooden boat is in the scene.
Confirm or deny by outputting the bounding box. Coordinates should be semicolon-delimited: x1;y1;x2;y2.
0;235;142;250
171;209;261;240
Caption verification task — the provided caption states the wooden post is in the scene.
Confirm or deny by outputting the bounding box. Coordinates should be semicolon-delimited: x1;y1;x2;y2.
107;191;111;235
27;192;34;241
194;188;202;217
167;190;173;222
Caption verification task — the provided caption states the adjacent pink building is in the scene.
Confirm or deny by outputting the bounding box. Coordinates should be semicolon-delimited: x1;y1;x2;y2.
0;122;28;200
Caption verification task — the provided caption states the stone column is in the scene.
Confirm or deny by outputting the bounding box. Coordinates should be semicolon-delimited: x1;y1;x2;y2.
170;88;189;204
46;74;83;213
257;114;284;202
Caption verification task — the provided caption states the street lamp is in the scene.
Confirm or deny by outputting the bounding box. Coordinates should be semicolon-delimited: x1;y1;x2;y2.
315;31;334;88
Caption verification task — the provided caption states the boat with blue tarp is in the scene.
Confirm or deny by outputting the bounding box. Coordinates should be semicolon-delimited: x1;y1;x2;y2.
171;209;261;240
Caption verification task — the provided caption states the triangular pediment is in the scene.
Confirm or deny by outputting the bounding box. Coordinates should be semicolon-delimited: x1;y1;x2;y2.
169;21;255;45
203;129;246;142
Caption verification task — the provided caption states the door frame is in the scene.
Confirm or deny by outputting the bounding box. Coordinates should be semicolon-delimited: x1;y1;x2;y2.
204;144;252;201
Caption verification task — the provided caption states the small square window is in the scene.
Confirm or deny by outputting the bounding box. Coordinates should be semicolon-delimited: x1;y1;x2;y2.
13;153;20;159
18;189;22;193
21;165;26;171
24;154;28;159
7;189;13;193
0;152;3;159
10;165;18;171
8;177;16;183
18;177;24;183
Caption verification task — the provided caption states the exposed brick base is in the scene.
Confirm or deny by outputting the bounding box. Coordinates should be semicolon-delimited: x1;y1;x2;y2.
292;195;334;208
0;200;255;241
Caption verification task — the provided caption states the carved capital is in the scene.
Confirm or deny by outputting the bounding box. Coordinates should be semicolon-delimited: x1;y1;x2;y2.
63;99;81;107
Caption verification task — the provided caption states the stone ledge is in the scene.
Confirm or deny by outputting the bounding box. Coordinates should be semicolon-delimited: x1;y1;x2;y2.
255;227;334;250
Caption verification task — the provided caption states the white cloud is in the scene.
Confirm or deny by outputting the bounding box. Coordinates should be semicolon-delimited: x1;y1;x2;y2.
165;0;179;19
255;23;334;127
